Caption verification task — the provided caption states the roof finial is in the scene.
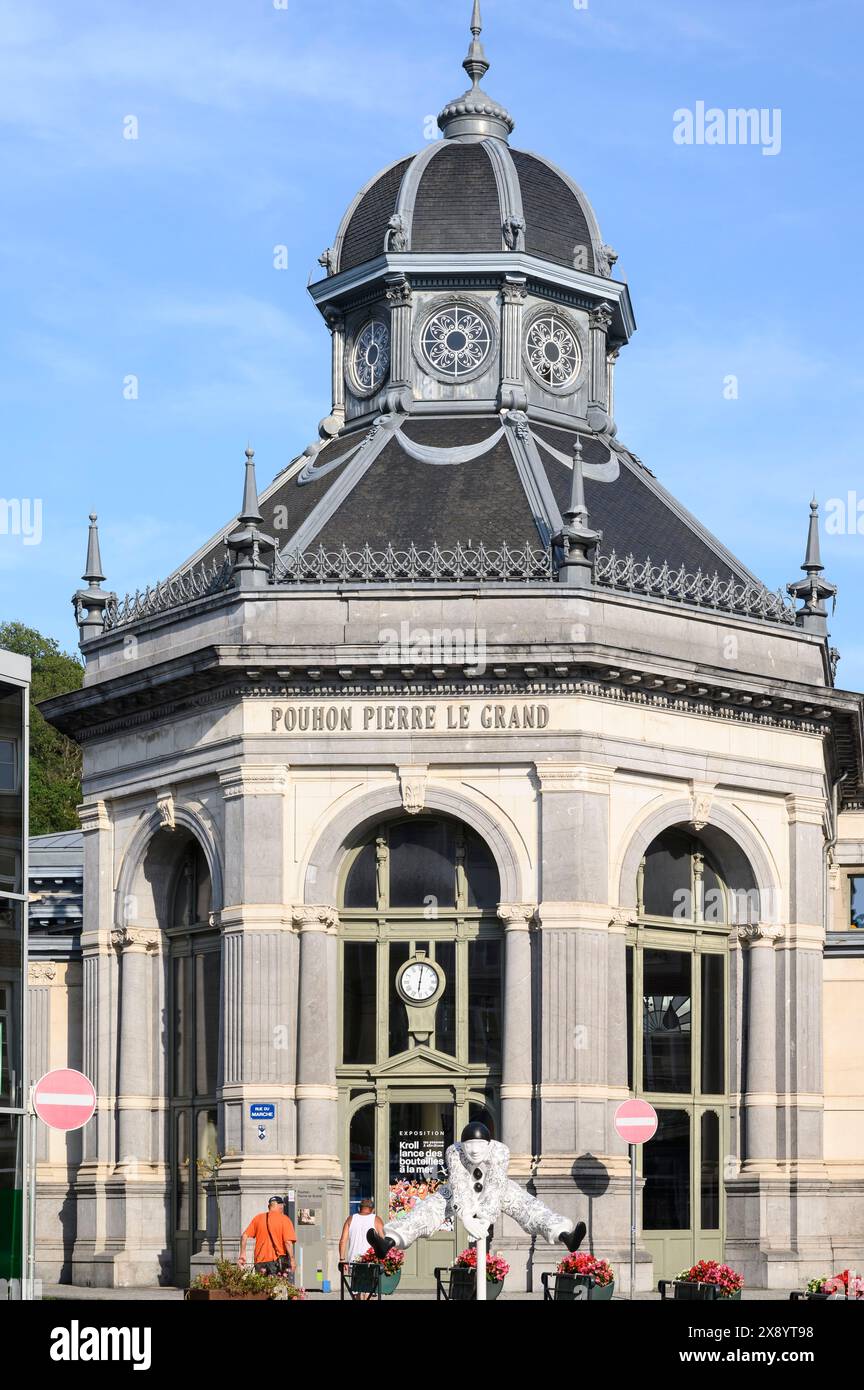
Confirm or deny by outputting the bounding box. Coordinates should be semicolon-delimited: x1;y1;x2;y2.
787;494;836;635
553;436;602;587
227;444;276;588
72;513;113;645
464;0;489;87
438;1;514;142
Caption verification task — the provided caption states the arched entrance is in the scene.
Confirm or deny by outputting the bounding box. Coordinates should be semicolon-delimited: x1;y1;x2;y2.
338;814;501;1290
163;837;221;1286
625;825;746;1282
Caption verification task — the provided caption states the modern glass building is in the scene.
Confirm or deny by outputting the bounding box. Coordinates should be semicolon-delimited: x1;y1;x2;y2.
0;649;29;1299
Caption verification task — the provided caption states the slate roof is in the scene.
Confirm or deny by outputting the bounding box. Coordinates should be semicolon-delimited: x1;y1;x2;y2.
336;144;599;275
174;414;761;588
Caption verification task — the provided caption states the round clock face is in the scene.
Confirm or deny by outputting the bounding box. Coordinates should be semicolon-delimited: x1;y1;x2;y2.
399;960;440;1002
351;319;390;396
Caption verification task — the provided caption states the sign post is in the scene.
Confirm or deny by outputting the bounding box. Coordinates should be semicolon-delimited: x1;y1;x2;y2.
613;1099;658;1299
27;1069;97;1301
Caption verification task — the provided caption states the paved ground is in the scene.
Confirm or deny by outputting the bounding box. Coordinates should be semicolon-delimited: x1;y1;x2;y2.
42;1282;793;1302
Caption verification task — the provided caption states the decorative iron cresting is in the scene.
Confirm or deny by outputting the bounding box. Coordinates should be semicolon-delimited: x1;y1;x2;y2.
593;549;797;625
103;551;234;630
102;541;798;630
272;540;553;585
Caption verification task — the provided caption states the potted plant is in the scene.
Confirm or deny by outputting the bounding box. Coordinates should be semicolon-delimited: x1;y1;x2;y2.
554;1251;616;1301
800;1269;864;1301
358;1243;405;1294
187;1260;306;1302
664;1259;743;1301
454;1247;510;1300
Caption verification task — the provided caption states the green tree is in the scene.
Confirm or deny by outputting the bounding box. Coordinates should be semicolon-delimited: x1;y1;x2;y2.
0;622;83;835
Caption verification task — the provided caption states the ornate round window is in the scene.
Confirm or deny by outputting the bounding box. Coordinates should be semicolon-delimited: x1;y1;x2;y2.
350;318;390;396
524;313;581;392
420;304;493;381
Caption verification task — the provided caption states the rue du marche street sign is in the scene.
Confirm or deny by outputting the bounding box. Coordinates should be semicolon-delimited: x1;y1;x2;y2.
614;1098;658;1145
33;1069;96;1132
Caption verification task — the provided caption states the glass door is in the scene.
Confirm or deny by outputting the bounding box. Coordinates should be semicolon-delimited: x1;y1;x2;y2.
629;937;728;1282
386;1097;456;1290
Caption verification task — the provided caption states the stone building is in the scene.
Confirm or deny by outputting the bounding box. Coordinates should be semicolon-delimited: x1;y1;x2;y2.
38;4;864;1292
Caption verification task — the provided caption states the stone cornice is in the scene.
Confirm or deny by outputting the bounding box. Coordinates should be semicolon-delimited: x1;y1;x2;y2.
219;905;295;933
538;901;615;930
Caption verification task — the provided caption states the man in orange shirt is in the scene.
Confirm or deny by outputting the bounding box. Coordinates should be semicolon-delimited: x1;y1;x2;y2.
238;1195;297;1277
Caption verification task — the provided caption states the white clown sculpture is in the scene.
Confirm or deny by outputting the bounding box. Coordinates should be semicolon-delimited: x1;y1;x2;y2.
368;1121;586;1260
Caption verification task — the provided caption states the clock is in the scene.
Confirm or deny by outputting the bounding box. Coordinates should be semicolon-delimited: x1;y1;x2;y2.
396;955;444;1006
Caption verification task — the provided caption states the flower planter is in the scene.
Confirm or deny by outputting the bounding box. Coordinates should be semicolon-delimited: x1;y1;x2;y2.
186;1289;270;1302
543;1273;614;1301
380;1270;402;1295
661;1281;741;1302
486;1279;504;1301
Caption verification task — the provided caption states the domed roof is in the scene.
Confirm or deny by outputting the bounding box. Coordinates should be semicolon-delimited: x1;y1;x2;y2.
328;3;608;280
333;142;604;276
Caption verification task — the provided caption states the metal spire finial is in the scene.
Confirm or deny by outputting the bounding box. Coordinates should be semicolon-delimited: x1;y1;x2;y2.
73;512;113;645
787;494;836;634
464;0;489;87
82;512;105;585
553;435;602;587
239;445;263;526
438;0;514;141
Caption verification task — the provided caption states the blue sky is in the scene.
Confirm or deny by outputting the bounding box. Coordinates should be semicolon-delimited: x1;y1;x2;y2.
1;0;862;685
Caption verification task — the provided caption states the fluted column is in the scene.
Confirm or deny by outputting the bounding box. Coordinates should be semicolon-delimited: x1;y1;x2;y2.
111;926;160;1168
294;906;340;1176
77;800;115;1171
498;274;527;410
738;923;784;1165
321;307;345;437
588;302;613;414
498;904;536;1171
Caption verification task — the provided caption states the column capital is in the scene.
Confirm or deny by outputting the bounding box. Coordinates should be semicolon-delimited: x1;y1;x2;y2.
28;960;58;985
78;799;111;833
384;271;412;307
500;273;528;304
497;903;537;929
293;904;339;933
534;761;616;793
785;794;827;826
111;926;160;954
219;764;290;798
589;301;613;334
736;923;785;947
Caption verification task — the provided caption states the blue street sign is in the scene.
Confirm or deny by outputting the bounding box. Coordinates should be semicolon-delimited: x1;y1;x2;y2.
250;1103;276;1120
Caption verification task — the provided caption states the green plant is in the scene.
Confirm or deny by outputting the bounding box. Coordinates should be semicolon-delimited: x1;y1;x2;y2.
187;1259;305;1300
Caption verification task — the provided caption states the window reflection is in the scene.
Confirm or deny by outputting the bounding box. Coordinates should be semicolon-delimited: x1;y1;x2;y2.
642;950;691;1093
643;1109;690;1230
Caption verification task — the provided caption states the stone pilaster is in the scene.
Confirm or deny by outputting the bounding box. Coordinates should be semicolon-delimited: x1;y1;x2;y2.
77;800;116;1173
321;307;346;436
497;904;536;1171
110;927;160;1169
737;923;784;1167
293;906;341;1177
498;274;528;410
219;765;289;909
385;274;413;390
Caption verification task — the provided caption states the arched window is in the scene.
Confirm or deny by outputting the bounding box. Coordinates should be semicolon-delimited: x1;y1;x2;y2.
639;829;727;924
339;816;502;1068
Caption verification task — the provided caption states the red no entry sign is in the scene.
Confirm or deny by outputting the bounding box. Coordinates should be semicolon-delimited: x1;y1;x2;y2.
33;1068;96;1132
614;1098;658;1145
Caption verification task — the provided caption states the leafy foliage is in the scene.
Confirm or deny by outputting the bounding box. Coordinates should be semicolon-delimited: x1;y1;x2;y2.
0;622;83;835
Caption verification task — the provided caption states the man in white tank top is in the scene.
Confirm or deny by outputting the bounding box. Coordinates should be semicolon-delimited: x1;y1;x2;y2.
340;1197;385;1267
